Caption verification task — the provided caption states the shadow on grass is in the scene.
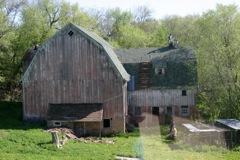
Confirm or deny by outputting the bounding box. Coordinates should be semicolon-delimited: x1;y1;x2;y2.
37;141;53;146
159;124;183;151
163;136;182;150
0;101;46;130
106;128;141;138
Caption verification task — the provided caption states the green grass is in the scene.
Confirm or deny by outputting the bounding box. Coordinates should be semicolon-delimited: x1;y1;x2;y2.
141;131;225;160
1;101;240;160
139;125;240;160
0;128;141;160
0;101;141;160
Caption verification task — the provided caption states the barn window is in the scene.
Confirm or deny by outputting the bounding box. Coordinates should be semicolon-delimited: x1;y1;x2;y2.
181;106;188;116
68;30;74;36
182;90;187;96
135;107;142;115
166;106;173;115
155;68;165;75
53;121;61;127
103;119;111;128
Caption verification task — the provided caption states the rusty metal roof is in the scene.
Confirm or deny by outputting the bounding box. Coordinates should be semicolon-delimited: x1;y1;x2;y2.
47;103;103;122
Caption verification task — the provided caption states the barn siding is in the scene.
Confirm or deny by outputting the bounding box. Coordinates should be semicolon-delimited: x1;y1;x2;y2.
23;26;127;133
128;89;196;107
128;89;196;117
23;80;124;117
127;89;196;125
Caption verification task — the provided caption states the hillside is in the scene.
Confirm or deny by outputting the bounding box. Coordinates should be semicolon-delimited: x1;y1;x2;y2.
0;101;240;160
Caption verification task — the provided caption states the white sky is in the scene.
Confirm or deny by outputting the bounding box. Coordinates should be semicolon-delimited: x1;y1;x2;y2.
68;0;240;19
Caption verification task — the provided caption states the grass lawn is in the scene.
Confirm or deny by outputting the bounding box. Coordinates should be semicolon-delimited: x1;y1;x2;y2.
1;101;240;160
140;127;227;160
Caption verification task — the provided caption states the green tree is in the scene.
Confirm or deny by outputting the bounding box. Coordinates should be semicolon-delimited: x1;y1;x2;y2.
132;6;157;33
196;4;240;120
148;25;169;47
113;24;149;48
95;8;133;41
0;0;26;100
58;2;97;31
161;14;200;46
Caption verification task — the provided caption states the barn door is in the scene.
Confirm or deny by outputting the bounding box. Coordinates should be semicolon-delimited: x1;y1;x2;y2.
167;106;173;115
152;107;160;124
74;122;85;137
152;107;159;115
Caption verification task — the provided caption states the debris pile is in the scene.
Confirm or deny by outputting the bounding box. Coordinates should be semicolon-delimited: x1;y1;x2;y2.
44;128;115;148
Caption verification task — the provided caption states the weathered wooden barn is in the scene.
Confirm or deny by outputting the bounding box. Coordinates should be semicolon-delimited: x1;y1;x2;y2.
114;46;197;125
22;23;130;136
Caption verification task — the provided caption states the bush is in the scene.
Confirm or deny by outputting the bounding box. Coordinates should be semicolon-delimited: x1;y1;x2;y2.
0;101;23;128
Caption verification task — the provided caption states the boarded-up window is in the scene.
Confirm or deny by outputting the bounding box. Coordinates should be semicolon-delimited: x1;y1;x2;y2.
181;106;188;116
103;119;111;128
135;107;142;115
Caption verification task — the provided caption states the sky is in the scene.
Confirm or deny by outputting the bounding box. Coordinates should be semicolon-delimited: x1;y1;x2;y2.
69;0;240;19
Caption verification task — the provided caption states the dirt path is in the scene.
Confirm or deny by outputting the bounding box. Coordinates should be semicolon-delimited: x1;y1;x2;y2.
137;113;162;159
137;114;197;159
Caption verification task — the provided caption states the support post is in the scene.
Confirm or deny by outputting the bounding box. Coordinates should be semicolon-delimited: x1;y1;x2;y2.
99;121;102;137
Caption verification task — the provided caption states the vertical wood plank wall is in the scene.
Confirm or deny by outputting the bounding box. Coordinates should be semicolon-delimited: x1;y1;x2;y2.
128;89;196;107
128;89;196;116
22;27;126;124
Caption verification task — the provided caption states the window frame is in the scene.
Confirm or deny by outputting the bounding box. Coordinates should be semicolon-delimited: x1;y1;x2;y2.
182;90;187;96
103;119;111;128
53;121;62;127
68;30;74;36
181;106;189;116
155;68;165;75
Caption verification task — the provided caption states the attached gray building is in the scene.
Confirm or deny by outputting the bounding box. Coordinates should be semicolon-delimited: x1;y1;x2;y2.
114;46;197;125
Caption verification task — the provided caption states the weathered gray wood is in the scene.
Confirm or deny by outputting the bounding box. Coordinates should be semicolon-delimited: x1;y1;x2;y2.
128;89;196;107
22;24;128;134
51;131;61;148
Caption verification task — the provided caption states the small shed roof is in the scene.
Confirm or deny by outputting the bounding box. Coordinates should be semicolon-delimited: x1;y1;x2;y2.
216;119;240;130
183;124;220;132
48;103;103;122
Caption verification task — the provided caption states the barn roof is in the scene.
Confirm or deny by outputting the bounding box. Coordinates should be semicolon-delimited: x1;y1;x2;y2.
47;103;103;122
71;23;130;81
114;46;195;66
216;119;240;130
114;46;197;89
22;22;130;82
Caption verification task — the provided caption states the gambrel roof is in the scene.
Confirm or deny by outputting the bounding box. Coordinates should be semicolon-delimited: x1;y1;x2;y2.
22;22;130;82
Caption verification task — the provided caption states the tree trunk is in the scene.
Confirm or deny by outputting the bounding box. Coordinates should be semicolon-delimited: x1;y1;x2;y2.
51;131;61;148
